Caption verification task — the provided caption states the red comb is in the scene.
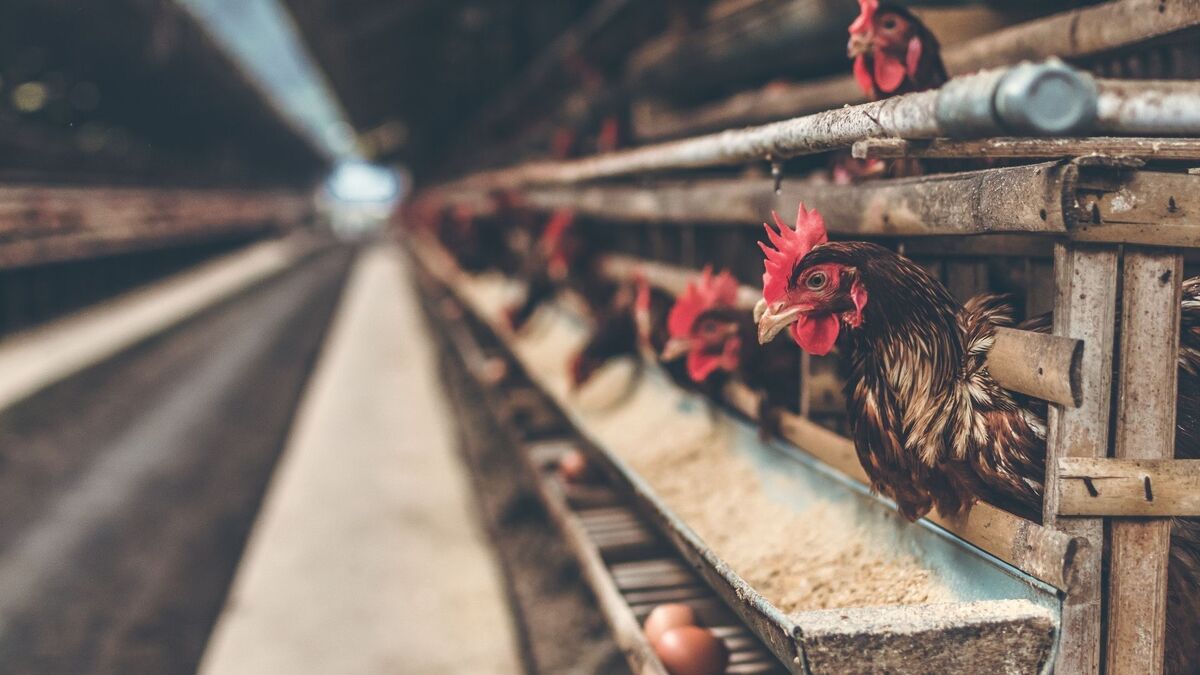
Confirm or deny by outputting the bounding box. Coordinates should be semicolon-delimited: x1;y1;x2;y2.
760;203;828;305
849;0;877;35
667;267;739;339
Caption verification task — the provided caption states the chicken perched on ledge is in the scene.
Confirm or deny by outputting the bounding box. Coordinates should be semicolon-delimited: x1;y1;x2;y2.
833;0;947;184
661;267;800;438
754;202;1200;673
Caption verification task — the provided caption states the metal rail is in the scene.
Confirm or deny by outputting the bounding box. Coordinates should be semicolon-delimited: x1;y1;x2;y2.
456;69;1200;190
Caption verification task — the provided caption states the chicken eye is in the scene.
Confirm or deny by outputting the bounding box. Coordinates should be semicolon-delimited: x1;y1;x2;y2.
805;272;827;290
880;16;898;30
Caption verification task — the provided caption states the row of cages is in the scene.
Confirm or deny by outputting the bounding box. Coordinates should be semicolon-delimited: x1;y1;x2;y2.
405;1;1200;673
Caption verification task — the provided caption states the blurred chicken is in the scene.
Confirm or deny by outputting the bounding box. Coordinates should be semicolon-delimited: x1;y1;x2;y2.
661;267;800;438
833;0;947;183
754;202;1200;673
847;0;946;99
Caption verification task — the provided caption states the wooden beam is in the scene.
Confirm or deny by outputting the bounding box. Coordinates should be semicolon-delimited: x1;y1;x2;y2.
853;136;1200;161
1106;249;1182;674
1042;244;1117;675
986;327;1082;408
0;184;309;268
440;166;1200;249
1058;458;1200;517
1072;170;1200;247
520;162;1072;236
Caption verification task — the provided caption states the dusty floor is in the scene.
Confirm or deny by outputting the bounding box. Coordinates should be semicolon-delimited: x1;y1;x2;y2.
0;246;352;674
201;245;523;675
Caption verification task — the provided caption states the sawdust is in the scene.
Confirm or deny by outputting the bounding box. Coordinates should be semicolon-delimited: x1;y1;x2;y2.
456;275;953;614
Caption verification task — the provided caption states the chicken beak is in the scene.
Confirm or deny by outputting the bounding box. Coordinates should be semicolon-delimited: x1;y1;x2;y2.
756;302;803;344
847;33;871;59
660;337;692;362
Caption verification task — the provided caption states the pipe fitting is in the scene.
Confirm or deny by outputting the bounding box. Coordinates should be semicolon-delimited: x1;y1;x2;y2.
936;59;1098;137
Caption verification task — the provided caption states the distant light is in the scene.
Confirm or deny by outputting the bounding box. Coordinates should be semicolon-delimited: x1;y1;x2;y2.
12;82;47;113
328;161;400;203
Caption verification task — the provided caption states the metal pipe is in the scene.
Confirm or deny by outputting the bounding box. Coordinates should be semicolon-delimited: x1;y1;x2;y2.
1095;80;1200;135
465;62;1193;189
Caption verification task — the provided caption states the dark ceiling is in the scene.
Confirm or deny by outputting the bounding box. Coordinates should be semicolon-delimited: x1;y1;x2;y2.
282;0;668;178
0;0;327;187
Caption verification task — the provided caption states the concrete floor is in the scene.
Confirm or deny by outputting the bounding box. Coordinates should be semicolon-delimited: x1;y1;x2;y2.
200;244;521;675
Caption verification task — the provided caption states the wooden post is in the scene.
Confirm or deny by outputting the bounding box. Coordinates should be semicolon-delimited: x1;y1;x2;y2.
1044;244;1117;675
1106;249;1182;674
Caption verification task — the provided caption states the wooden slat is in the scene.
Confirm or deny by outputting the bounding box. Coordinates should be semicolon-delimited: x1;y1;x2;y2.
1072;170;1200;247
986;327;1082;408
1106;249;1182;674
0;184;309;268
1042;244;1117;675
1058;458;1200;516
520;162;1072;236
853;136;1200;161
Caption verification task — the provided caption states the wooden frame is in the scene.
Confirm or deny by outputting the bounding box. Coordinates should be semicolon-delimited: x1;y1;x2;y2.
0;184;310;268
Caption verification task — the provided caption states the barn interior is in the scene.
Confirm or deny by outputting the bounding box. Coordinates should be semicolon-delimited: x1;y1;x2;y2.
3;1;1200;673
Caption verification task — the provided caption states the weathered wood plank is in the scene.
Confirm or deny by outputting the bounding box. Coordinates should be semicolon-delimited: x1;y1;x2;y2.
1058;458;1200;516
853;137;1200;161
1072;170;1200;247
1106;249;1182;674
1043;244;1117;675
986;327;1082;408
0;184;309;268
521;162;1072;236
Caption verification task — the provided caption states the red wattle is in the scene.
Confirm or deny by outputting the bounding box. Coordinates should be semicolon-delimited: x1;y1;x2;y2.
790;314;840;355
874;54;907;93
687;350;724;382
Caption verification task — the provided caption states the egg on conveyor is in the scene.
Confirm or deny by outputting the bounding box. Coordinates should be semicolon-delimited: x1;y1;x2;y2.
654;625;729;675
643;603;696;644
558;449;597;484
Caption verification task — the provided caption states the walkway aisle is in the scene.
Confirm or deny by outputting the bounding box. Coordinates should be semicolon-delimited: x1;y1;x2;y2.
201;244;521;675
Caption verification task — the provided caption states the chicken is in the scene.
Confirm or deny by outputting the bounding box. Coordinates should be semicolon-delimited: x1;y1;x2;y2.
662;267;800;438
847;0;946;99
832;0;948;183
568;273;702;395
754;202;1200;673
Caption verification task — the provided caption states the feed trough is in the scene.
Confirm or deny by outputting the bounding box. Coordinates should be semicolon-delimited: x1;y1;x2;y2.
411;245;1063;674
